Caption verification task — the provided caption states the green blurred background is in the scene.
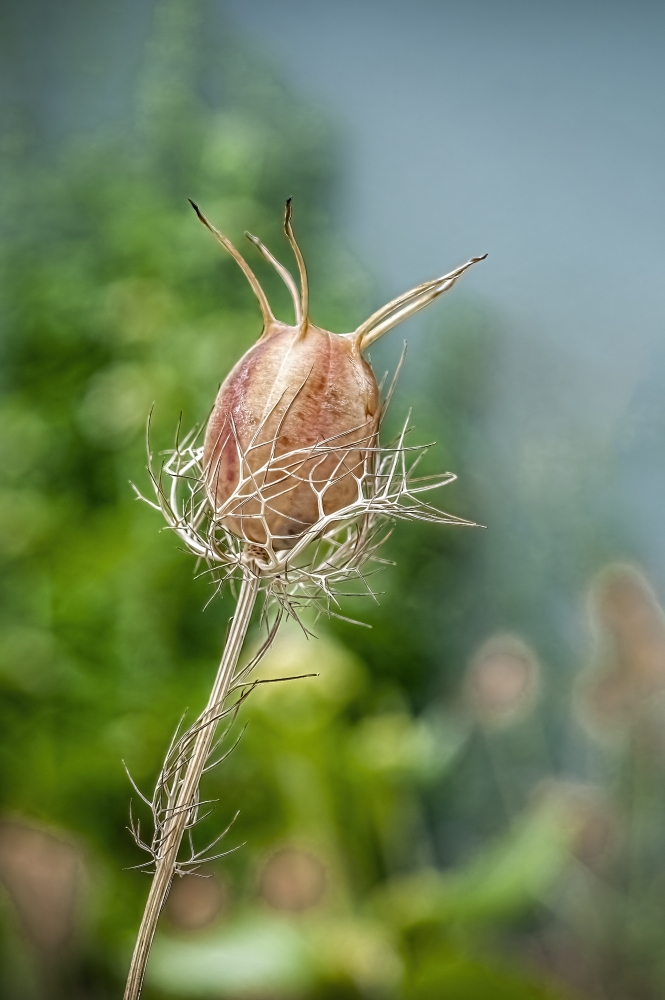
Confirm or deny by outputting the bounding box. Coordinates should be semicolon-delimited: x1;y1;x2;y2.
2;1;665;997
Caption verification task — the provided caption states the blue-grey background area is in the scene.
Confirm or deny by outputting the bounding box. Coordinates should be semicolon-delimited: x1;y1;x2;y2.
3;0;665;625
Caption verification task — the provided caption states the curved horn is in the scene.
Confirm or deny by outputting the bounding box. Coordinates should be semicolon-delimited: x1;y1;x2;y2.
189;200;274;327
355;254;487;352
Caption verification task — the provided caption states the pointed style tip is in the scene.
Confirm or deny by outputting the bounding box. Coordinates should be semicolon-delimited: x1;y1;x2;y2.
189;204;274;324
188;199;207;225
282;197;308;328
355;252;487;352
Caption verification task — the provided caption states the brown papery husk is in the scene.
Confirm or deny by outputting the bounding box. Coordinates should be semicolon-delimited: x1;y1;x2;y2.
203;319;379;550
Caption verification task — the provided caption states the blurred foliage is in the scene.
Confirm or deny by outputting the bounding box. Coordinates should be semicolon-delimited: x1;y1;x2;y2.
2;2;665;999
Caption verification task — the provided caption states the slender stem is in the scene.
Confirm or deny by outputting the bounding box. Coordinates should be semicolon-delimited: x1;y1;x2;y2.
123;572;260;1000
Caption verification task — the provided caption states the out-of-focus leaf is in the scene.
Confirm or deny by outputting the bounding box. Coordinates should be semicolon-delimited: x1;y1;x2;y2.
147;916;315;996
375;790;582;928
405;949;569;1000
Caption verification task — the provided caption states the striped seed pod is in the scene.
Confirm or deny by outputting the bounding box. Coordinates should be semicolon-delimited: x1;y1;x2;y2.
192;200;484;550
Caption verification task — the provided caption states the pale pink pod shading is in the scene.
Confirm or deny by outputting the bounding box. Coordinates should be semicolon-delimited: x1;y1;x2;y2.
192;199;485;551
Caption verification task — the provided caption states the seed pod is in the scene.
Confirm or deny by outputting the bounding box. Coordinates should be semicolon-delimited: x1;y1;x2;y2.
192;200;485;551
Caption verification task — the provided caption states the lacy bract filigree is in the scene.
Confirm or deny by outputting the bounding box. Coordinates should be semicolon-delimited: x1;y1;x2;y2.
137;398;474;624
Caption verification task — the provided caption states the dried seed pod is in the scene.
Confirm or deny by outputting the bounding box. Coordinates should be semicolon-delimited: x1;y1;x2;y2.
192;200;484;551
126;211;486;1000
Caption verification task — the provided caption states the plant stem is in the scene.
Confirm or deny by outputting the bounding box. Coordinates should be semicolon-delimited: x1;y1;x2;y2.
123;572;260;1000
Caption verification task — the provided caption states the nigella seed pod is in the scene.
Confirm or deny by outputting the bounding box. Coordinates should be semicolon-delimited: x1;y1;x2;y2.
191;199;485;552
204;318;379;550
127;208;486;1000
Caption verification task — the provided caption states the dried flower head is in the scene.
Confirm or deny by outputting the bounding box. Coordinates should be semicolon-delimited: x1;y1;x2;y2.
139;200;485;619
124;203;485;1000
